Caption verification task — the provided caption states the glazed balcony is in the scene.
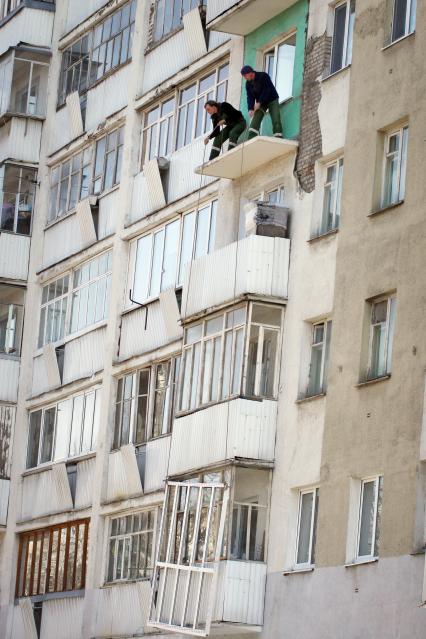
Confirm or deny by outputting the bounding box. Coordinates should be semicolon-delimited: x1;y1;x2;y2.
206;0;298;35
0;47;49;123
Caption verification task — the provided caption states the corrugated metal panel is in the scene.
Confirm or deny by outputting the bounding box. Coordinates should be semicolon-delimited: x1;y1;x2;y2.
42;213;82;268
144;158;166;212
167;137;216;203
142;29;190;94
98;189;118;239
76;199;97;245
144;436;170;493
129;171;152;224
62;326;106;385
208;30;231;51
0;56;13;114
169;398;277;475
49;106;72;155
0;478;10;526
182;235;290;318
92;581;151;638
10;603;26;639
74;456;96;509
31;353;50;397
52;462;73;507
0;7;54;57
64;0;108;34
0;232;30;280
21;464;73;520
40;596;84;639
183;8;207;61
214;560;266;625
19;598;38;639
43;343;61;388
206;0;235;24
158;289;182;341
106;444;142;502
85;65;130;133
66;91;84;139
0;357;20;402
0;117;42;164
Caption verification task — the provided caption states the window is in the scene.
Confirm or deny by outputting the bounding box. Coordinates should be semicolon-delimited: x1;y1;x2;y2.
153;0;205;43
15;519;89;597
7;51;49;118
107;510;156;582
295;488;319;567
320;158;343;234
0;165;36;235
26;388;101;469
306;320;332;397
113;357;180;449
48;126;123;223
58;1;136;106
140;63;229;164
391;0;416;42
253;185;285;205
381;126;408;208
264;34;296;103
230;502;267;561
38;275;69;348
357;477;382;559
0;285;24;356
367;296;396;380
130;201;217;304
330;1;355;74
179;303;282;413
0;404;14;478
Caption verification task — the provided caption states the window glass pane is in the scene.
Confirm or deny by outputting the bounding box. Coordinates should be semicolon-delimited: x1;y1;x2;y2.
386;298;396;373
260;328;277;396
194;205;210;259
190;342;201;409
149;230;165;298
232;328;244;395
275;36;296;101
308;343;323;396
330;3;347;73
161;220;180;291
69;395;84;456
345;1;355;65
358;480;376;557
178;211;196;286
133;235;152;304
27;411;42;468
392;0;409;40
399;127;408;200
54;399;72;461
296;492;314;564
81;392;95;453
39;407;56;464
251;304;281;326
246;324;259;396
230;505;248;559
135;370;149;444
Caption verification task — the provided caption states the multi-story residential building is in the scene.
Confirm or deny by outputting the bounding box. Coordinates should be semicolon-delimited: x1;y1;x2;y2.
0;0;425;638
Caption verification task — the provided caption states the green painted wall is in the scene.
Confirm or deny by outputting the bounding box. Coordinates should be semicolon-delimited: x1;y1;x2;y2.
240;0;308;140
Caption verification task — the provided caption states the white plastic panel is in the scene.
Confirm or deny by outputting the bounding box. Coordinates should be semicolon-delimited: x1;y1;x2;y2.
183;8;207;61
76;199;97;245
43;343;61;388
21;464;73;520
40;596;84;639
64;0;109;34
31;353;50;397
0;7;54;57
19;598;38;639
129;171;152;224
0;478;10;526
0;55;13;114
182;235;290;319
98;188;118;239
0;117;42;164
214;560;266;625
143;435;171;494
168;138;216;204
169;398;277;476
49;105;72;155
91;581;151;638
0;356;20;402
42;213;82;268
142;29;190;94
62;326;107;385
106;444;143;502
144;158;167;212
0;232;30;280
75;456;96;509
85;65;130;132
66;91;84;138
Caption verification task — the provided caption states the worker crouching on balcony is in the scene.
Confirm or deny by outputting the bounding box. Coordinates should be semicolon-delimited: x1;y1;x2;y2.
240;65;283;139
204;100;247;160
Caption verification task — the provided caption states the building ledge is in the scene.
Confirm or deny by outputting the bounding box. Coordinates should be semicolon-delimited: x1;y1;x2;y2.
195;136;298;180
295;392;326;405
368;200;404;218
355;374;391;389
308;228;338;244
345;557;378;568
283;566;314;575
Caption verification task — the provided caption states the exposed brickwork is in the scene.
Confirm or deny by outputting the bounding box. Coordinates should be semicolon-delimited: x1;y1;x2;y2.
295;33;332;193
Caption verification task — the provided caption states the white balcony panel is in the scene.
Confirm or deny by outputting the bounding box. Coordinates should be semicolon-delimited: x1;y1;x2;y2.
208;30;231;50
98;188;118;239
143;28;194;94
0;117;42;164
0;232;30;280
40;597;84;639
62;326;106;385
0;56;13;113
106;445;142;502
42;213;83;268
195;136;298;179
74;456;96;509
168;138;216;203
91;581;151;638
85;65;130;133
0;356;20;402
182;235;290;319
49;105;72;155
214;560;266;625
207;0;294;35
21;464;73;520
169;398;277;475
0;7;54;57
129;171;152;224
31;351;61;397
0;478;10;526
119;302;182;361
64;0;108;34
143;436;170;493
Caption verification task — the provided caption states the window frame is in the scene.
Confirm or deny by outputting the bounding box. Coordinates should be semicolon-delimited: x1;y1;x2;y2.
230;500;268;562
366;295;396;380
356;476;382;560
294;487;319;568
320;157;343;235
0;164;37;236
0;295;24;356
380;125;408;209
329;0;355;75
69;251;112;335
391;0;416;43
306;319;332;397
152;0;205;44
263;31;297;104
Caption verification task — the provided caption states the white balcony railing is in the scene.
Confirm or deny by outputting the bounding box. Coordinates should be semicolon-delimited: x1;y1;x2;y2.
207;0;297;35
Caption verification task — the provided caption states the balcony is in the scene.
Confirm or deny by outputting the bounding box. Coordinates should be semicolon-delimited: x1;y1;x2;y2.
182;234;290;319
195;136;298;180
0;47;49;123
0;2;54;57
206;0;298;35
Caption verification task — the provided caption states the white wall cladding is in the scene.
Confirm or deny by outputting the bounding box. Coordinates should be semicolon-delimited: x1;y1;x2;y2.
42;214;82;268
21;464;73;520
106;445;142;502
49;105;71;155
0;357;20;402
62;326;106;385
318;69;350;157
74;457;96;509
86;65;130;132
143;436;170;493
98;188;118;239
64;0;108;35
169;398;277;475
0;232;30;280
214;560;266;625
0;117;42;164
206;0;236;24
182;235;290;318
31;353;52;397
142;29;192;94
40;596;84;639
119;301;182;361
129;171;152;224
208;30;231;50
167;138;216;203
91;581;151;638
0;7;54;57
0;478;10;526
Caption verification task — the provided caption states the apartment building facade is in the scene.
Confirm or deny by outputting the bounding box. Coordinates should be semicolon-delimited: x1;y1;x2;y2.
0;0;425;638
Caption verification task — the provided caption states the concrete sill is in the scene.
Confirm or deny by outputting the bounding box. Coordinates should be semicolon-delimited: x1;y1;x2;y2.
295;392;326;405
369;200;404;218
345;557;378;568
308;228;338;243
321;64;351;83
22;452;96;477
355;374;391;388
102;578;151;589
382;31;415;52
16;589;84;605
283;567;314;576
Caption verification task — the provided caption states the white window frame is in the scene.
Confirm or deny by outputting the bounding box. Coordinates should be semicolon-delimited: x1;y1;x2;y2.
230;500;268;562
0;164;36;236
295;487;319;568
366;295;396;380
253;185;286;205
70;251;112;334
306;320;332;397
391;0;416;42
320;157;343;235
0;295;24;356
263;31;297;104
330;0;355;75
356;476;382;560
141;95;176;165
381;126;408;208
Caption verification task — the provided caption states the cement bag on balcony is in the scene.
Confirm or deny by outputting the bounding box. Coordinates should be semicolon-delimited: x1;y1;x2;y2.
244;201;289;238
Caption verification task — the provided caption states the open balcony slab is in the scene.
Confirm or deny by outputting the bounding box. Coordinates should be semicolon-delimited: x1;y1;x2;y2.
195;136;298;180
207;0;298;35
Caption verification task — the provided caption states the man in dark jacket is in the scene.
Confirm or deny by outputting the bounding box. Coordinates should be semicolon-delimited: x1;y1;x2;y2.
204;100;247;160
241;65;283;140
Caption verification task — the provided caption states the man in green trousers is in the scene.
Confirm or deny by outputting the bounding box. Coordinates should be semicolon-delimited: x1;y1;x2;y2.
204;100;247;160
240;65;283;139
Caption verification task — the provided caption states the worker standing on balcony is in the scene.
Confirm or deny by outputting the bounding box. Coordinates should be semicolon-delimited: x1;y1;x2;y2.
240;65;283;140
204;100;247;160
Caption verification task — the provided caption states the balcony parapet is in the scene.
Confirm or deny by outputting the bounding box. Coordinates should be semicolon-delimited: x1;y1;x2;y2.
207;0;298;35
